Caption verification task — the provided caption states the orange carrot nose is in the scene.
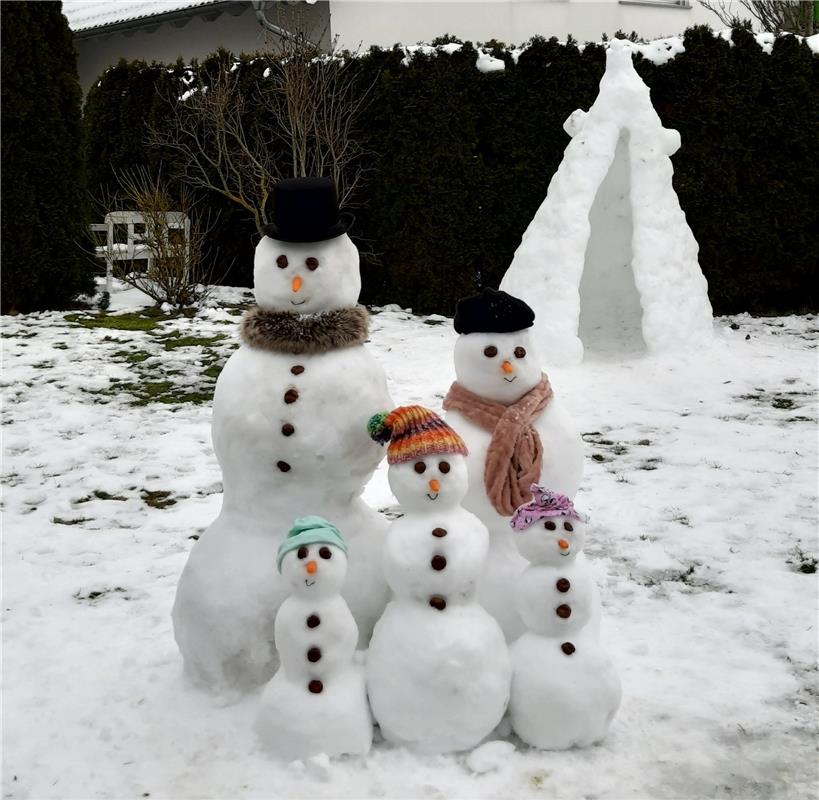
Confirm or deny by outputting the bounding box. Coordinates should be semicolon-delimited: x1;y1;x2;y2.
292;275;303;293
501;360;514;374
428;479;441;493
305;560;317;574
558;539;570;550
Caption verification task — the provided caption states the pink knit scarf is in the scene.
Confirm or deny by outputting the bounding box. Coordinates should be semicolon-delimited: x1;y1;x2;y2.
443;376;553;516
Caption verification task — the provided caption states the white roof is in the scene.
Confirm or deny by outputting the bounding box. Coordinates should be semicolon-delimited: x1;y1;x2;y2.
61;0;222;32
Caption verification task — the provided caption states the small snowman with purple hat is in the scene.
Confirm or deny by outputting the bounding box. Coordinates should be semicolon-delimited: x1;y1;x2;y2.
507;486;621;750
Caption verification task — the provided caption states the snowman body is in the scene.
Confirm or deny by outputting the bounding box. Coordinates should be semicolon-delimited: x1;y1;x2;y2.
173;232;392;693
256;540;372;760
445;328;584;641
366;454;511;753
508;512;620;749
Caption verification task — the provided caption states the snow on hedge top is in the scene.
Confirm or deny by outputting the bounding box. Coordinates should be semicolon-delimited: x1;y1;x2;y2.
399;29;818;71
62;0;220;32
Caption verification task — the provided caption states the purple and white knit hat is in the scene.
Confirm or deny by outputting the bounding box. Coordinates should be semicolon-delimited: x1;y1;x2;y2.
510;485;589;531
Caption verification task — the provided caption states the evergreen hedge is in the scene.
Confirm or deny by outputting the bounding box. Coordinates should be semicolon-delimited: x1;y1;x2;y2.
2;2;94;312
82;27;818;316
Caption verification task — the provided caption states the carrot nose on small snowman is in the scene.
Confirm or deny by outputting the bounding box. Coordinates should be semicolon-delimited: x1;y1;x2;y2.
501;360;514;374
558;539;570;551
305;560;317;574
428;479;441;493
291;275;303;293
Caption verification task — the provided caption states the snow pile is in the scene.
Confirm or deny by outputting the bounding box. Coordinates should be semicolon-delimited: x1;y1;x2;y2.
501;39;713;365
475;48;505;73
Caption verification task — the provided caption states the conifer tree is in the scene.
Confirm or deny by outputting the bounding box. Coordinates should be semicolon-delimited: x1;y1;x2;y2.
1;1;93;311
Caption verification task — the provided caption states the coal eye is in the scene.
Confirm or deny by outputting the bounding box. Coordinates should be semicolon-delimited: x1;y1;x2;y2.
276;255;288;269
414;461;426;474
544;521;556;531
439;461;450;474
483;346;498;358
564;521;574;532
319;546;332;560
297;546;308;559
514;346;527;359
305;257;319;271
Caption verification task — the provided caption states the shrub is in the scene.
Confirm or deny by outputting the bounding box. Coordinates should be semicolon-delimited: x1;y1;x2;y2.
2;1;94;311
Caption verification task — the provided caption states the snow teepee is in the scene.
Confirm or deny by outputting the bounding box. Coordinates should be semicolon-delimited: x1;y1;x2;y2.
500;39;713;365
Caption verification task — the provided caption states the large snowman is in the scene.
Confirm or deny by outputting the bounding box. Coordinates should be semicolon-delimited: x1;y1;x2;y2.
443;288;585;641
173;178;392;693
365;406;511;753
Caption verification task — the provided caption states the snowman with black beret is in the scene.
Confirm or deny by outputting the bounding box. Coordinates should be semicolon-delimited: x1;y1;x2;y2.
443;288;586;641
173;178;392;694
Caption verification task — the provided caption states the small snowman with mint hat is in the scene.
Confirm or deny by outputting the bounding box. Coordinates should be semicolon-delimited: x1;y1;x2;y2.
507;487;620;750
255;515;372;761
443;287;584;641
365;406;511;753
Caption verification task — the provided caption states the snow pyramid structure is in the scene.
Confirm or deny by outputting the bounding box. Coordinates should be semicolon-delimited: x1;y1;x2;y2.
500;39;713;365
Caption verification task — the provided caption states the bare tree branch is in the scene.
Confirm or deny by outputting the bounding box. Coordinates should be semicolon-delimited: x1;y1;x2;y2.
699;1;816;36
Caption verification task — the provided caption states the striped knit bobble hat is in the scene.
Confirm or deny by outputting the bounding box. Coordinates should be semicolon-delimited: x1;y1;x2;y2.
368;405;468;465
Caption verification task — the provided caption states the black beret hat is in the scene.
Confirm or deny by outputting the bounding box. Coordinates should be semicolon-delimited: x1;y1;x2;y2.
454;288;535;334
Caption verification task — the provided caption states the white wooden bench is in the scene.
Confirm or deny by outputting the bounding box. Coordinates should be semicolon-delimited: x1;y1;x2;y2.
91;211;190;293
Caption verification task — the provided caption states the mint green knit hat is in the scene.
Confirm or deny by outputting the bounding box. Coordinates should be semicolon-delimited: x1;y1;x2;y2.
276;515;347;572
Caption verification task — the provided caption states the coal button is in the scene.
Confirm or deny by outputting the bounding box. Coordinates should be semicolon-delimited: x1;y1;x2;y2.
276;460;291;472
432;527;447;538
281;423;295;437
561;642;576;655
284;389;299;404
431;554;447;571
307;647;322;663
291;365;305;375
306;614;320;629
308;679;323;694
556;578;571;593
556;604;572;619
429;595;447;611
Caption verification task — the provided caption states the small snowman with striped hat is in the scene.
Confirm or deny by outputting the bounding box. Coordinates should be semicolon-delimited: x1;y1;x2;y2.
365;406;511;753
255;516;372;761
507;487;620;750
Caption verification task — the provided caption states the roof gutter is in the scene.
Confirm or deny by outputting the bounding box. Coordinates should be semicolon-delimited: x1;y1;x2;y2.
73;1;248;40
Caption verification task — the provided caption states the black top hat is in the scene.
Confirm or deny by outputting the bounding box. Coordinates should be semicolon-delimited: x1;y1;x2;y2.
262;177;354;243
454;288;535;334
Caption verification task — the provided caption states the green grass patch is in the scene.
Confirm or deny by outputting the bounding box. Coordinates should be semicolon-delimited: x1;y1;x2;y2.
53;516;93;525
141;489;176;509
154;330;228;350
65;312;159;332
114;349;151;364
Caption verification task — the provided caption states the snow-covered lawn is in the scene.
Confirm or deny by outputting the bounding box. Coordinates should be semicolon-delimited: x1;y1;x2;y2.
3;284;817;799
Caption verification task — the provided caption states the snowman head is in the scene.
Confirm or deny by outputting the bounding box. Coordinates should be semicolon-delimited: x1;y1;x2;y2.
510;487;588;565
368;405;469;512
388;453;468;512
253;233;361;314
255;178;360;314
453;288;541;404
277;516;348;599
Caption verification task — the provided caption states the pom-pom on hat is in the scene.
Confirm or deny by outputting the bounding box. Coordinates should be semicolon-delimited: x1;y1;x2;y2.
276;515;347;572
454;288;535;334
368;405;468;465
510;485;589;531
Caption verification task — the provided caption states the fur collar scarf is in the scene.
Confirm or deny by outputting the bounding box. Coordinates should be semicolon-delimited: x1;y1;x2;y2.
240;305;370;355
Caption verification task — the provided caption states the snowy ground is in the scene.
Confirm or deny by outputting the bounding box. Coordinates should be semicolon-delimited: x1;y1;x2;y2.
3;281;817;800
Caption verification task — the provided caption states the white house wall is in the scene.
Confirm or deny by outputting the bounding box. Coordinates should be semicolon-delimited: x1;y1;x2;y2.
330;0;733;50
